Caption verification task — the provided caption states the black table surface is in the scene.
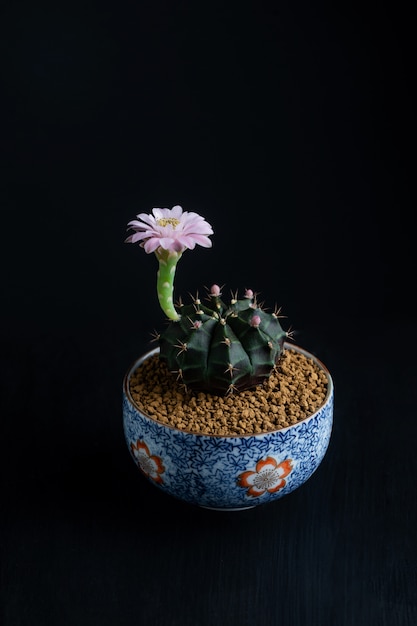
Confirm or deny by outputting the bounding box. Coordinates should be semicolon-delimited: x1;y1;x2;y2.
1;3;416;625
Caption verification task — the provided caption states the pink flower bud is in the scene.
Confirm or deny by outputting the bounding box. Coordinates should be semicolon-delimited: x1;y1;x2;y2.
251;315;261;328
210;284;221;296
244;289;254;299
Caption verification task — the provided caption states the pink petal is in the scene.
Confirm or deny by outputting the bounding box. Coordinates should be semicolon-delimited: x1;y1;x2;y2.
152;208;170;220
182;216;213;235
135;213;156;226
176;235;197;249
170;205;184;218
127;219;148;230
129;232;149;244
158;237;177;250
143;238;161;253
190;234;213;248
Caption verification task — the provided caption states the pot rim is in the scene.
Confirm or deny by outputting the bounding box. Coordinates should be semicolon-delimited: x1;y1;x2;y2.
123;342;334;438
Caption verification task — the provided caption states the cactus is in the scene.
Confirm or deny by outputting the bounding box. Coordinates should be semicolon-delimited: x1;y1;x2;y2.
125;206;291;394
158;284;288;395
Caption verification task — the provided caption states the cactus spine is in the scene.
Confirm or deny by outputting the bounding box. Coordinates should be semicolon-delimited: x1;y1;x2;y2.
158;285;288;395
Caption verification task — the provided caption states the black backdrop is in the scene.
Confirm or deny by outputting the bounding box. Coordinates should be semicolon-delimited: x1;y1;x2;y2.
1;3;416;626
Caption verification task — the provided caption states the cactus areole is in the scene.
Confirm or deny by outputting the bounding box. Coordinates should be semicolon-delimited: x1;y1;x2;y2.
158;285;287;395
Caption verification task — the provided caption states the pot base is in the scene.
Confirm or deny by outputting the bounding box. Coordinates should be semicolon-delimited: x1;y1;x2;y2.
200;505;256;512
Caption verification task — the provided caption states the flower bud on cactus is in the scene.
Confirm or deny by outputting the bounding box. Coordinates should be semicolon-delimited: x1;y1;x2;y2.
158;285;288;395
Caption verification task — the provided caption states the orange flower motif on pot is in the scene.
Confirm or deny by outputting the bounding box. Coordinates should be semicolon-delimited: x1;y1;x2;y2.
130;440;165;484
237;457;293;498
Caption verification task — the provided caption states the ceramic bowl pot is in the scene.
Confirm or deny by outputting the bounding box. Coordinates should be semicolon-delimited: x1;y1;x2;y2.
122;344;334;511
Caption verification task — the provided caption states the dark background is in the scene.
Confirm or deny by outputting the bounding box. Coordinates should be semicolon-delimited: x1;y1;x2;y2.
1;2;416;625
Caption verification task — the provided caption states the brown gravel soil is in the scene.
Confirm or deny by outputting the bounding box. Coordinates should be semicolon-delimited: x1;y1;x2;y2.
127;347;329;437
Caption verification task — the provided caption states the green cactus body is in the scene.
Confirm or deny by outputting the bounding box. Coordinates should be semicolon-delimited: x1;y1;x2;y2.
158;287;288;395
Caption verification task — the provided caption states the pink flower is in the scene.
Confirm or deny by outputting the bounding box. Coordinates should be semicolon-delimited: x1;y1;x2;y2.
125;205;213;254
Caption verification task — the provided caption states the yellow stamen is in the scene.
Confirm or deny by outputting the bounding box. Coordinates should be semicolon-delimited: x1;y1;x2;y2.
157;217;180;228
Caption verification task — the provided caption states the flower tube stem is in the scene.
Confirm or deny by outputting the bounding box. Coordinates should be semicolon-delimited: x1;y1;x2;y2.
155;249;182;321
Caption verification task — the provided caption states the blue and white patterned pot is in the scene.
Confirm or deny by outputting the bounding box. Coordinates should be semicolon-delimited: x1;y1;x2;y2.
123;345;334;511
